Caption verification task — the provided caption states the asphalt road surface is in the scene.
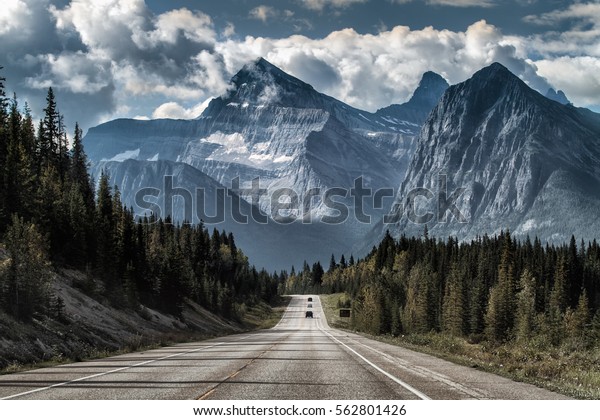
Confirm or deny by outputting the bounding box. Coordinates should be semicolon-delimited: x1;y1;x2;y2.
0;295;570;400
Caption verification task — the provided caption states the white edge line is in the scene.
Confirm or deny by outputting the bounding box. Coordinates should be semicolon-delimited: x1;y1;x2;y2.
346;338;485;399
266;295;429;400
317;316;431;400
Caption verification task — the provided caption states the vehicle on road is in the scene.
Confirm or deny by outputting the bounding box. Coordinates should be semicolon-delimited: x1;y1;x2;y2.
308;297;313;302
305;311;313;318
308;303;312;308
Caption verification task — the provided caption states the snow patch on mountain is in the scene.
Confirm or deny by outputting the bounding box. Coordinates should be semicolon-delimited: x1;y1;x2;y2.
102;148;140;162
83;58;450;269
202;132;248;155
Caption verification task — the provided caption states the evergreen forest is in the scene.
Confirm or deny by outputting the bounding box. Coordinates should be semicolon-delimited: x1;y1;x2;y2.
0;68;281;326
288;229;600;348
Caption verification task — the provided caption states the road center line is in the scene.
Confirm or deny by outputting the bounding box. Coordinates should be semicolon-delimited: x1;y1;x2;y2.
196;332;290;400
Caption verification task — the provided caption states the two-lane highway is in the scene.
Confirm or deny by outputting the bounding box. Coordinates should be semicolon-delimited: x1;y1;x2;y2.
0;296;569;400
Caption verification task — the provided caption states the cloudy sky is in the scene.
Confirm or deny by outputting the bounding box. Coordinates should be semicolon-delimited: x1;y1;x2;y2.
2;0;599;134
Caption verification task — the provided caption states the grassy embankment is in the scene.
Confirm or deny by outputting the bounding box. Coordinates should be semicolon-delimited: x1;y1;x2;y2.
320;293;600;399
0;276;290;376
242;296;291;330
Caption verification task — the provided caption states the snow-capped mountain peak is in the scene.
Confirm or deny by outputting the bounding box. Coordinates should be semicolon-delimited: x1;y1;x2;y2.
83;58;456;269
210;57;318;110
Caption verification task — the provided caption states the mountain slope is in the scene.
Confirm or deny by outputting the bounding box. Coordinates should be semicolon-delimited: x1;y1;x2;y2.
84;58;412;205
92;159;364;270
387;62;600;243
84;58;449;269
210;58;426;135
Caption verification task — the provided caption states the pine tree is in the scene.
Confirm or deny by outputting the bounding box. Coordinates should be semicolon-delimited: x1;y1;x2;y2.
442;262;465;336
353;283;383;334
0;215;52;320
515;268;537;343
191;223;208;300
485;232;516;342
0;66;7;111
469;252;490;335
340;254;347;269
95;171;116;285
484;284;502;342
36;164;63;258
70;122;95;209
20;103;36;157
565;289;590;342
3;94;23;218
402;262;432;334
158;238;185;317
41;87;60;168
550;254;569;316
2;95;36;223
0;65;7;141
329;254;337;272
57;113;70;180
227;232;237;257
17;103;37;218
311;261;324;286
390;299;402;336
133;222;151;305
0;67;7;230
567;235;582;308
65;182;89;266
96;171;113;220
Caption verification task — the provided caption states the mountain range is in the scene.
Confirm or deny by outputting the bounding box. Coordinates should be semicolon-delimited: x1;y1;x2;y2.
386;62;600;244
83;58;600;270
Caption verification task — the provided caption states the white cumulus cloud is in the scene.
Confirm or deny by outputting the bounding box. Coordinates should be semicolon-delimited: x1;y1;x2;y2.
0;0;33;36
26;51;112;94
215;20;550;110
533;56;600;108
2;0;600;133
135;8;215;48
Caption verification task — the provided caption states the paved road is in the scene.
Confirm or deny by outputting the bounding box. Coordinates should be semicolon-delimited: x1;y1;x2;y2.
0;296;569;400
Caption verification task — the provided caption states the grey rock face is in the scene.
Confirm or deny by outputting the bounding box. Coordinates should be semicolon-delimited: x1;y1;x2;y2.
386;62;600;244
84;58;445;269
